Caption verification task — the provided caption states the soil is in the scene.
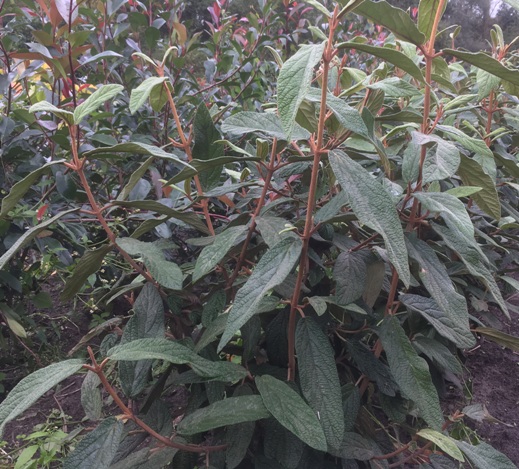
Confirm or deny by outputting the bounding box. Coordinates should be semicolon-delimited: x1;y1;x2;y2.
2;279;519;467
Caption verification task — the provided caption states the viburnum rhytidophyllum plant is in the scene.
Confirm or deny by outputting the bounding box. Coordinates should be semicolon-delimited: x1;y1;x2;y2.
1;0;519;467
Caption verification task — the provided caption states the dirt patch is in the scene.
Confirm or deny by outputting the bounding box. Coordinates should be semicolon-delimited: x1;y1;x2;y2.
464;307;519;465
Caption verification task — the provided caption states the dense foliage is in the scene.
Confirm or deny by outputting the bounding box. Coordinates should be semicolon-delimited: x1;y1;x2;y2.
1;0;519;467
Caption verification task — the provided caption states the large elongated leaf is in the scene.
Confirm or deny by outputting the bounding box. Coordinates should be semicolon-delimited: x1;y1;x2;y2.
0;160;66;217
296;318;344;450
400;294;475;348
0;209;79;271
329;150;410;286
193;225;247;282
277;42;325;139
117;238;183;290
129;77;166;114
28;101;74;124
192;102;224;190
74;84;124;124
255;375;327;451
62;244;113;301
63;417;123;469
456;441;516;469
83;142;192;169
0;360;83;436
457;154;501;220
378;316;443;430
107;338;247;382
444;49;519;87
218;237;302;351
417;429;464;462
405;236;474;348
177;395;269;435
418;0;447;38
353;0;426;45
334;251;369;306
222;111;311;141
432;223;508;315
337;43;424;83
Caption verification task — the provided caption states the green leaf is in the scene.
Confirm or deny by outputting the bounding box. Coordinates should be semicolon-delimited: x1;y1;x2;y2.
445;186;482;198
264;418;303;468
81;371;102;421
436;124;494;165
0;209;79;271
473;327;519;352
305;88;370;139
400;294;475;349
107;338;247;382
256;216;298;248
176;395;269;435
503;0;519;10
194;314;228;353
368;77;421;97
62;244;113;301
296;318;344;450
413;336;462;375
74;84;124;124
329;150;410;287
353;0;426;45
63;417;123;469
28;101;74;124
378;316;443;430
218;237;302;351
304;0;331;16
193;225;247;282
444;49;519;87
222;111;311;141
412;132;460;183
0;304;27;338
83;142;193;170
332;432;376;460
277;42;325;139
477;68;501;101
418;0;447;38
255;375;327;452
457;154;501;220
334;251;369;306
0;160;66;217
432;222;508;316
117;238;183;290
117;157;154;202
129;77;166;114
417;429;464;461
192;103;224;190
112;200;209;234
405;235;475;348
456;441;516;469
0;359;83;436
337;43;424;83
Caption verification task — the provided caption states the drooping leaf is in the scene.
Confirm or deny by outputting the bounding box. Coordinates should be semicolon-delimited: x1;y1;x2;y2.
0;360;83;436
418;0;447;39
0;209;79;271
117;157;154;202
83;142;193;169
218;237;302;351
456;441;516;469
334;251;369;306
28;100;74;124
476;68;501;101
74;84;124;124
473;327;519;352
444;49;519;87
277;42;325;139
378;316;443;429
405;235;475;348
193;225;247;282
129;77;167;114
62;244;113;301
0;160;66;217
368;77;421;97
413;336;462;375
63;417;123;469
192;102;224;190
353;0;426;45
107;338;247;382
256;375;327;452
55;0;78;24
417;429;464;461
256;216;298;248
117;238;183;290
329;150;410;287
296;318;344;450
400;294;476;349
337;43;424;83
304;0;332;17
332;432;377;460
81;371;102;421
194;314;228;353
457;154;501;220
177;395;269;435
222;111;311;141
